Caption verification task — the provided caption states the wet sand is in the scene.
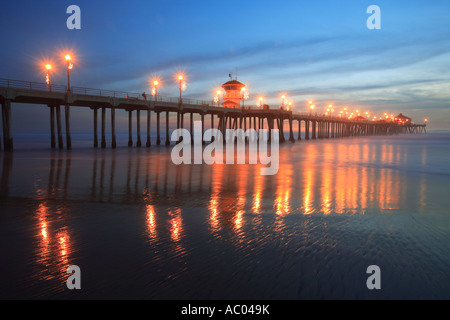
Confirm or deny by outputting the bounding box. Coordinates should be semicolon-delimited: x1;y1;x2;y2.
0;134;449;299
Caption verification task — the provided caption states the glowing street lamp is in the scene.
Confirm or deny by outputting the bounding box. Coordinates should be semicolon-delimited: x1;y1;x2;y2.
308;100;313;114
281;95;286;108
287;101;292;111
240;86;249;108
65;54;73;91
215;90;222;107
310;104;315;116
153;80;159;101
45;64;52;92
259;97;263;109
178;75;183;104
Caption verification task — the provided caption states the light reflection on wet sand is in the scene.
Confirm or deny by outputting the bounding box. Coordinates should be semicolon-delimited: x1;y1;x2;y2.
0;135;449;299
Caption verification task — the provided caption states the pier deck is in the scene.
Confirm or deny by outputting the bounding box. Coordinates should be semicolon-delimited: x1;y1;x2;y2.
0;78;426;151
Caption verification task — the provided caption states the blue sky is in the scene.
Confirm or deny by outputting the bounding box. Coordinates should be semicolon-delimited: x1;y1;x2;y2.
1;0;449;131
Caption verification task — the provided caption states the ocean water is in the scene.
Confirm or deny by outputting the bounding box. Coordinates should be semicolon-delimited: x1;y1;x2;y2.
0;134;449;299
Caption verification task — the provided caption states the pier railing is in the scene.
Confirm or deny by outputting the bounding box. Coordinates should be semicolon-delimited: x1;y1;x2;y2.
0;78;67;93
71;86;123;98
0;78;214;106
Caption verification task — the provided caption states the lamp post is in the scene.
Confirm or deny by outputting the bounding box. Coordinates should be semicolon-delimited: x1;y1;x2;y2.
281;95;286;109
178;75;183;105
153;80;158;102
241;87;246;108
308;100;314;116
45;64;52;92
65;54;73;91
259;97;263;109
215;90;221;107
287;101;292;111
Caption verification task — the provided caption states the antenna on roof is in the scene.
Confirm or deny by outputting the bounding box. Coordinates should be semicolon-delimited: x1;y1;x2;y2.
229;73;232;80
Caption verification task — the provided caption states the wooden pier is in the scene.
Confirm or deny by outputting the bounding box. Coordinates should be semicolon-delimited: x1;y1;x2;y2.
0;78;426;151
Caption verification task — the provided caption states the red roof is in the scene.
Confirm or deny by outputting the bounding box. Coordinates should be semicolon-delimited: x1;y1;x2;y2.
222;80;245;88
396;113;411;120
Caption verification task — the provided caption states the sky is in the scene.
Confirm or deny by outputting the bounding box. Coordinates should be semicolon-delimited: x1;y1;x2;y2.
1;0;449;132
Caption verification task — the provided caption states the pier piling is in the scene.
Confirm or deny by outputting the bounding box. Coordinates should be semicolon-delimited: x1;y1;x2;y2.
146;109;151;147
111;107;116;149
128;110;133;147
65;104;72;150
136;109;142;147
1;100;13;151
49;105;56;149
101;107;106;149
156;112;161;145
56;105;63;149
165;111;170;146
93;108;98;148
